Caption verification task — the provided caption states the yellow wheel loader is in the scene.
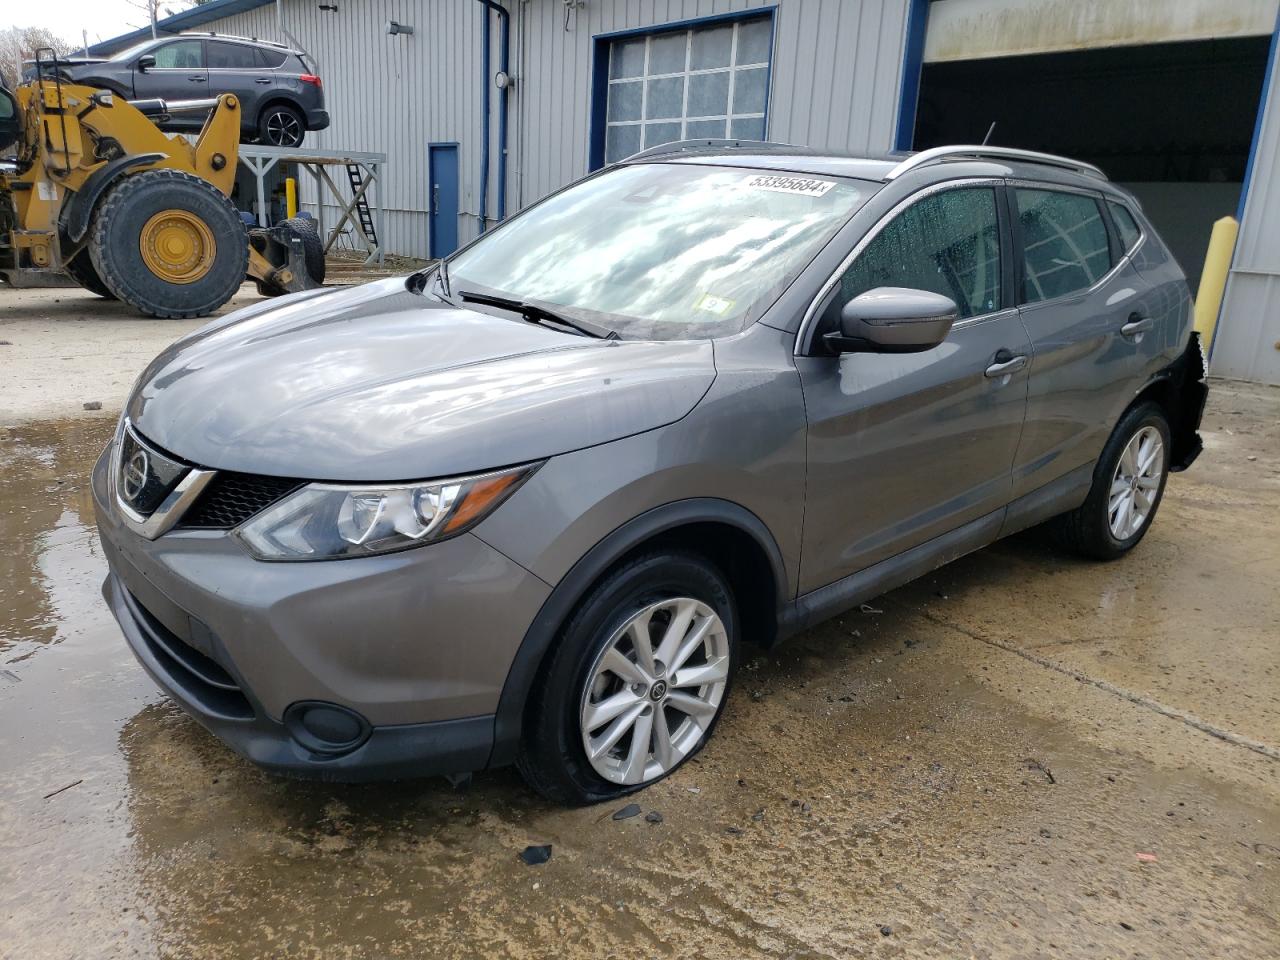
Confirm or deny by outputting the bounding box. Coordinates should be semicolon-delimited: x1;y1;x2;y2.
0;53;323;318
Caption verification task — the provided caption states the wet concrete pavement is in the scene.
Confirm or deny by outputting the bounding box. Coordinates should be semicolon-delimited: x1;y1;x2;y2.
1;383;1277;959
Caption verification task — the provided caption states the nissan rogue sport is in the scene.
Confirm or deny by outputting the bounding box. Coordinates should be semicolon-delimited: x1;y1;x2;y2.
93;142;1206;804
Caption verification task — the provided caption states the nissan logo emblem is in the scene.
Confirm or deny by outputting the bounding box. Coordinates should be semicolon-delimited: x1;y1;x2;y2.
122;449;149;502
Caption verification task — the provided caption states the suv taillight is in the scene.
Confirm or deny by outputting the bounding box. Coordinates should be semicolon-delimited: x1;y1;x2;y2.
300;74;322;87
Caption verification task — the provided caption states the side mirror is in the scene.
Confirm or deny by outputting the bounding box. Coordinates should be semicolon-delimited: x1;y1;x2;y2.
137;54;156;72
824;287;957;354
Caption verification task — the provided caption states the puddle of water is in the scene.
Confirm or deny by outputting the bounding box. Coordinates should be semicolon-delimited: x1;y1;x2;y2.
1;420;112;661
0;414;1277;959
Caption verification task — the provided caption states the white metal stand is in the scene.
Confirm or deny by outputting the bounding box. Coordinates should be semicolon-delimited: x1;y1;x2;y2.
238;144;388;265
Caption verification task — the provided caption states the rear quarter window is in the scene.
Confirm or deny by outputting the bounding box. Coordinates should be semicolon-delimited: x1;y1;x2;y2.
255;47;290;69
1107;200;1143;253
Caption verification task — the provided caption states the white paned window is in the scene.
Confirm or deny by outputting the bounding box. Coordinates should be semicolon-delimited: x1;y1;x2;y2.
604;15;773;164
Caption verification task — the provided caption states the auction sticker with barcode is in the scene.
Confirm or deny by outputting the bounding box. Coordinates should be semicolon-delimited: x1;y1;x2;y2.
745;175;836;197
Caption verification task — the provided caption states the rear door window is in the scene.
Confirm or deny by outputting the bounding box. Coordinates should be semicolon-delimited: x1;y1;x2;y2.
835;186;1003;320
1015;188;1112;303
208;42;258;69
1107;200;1143;254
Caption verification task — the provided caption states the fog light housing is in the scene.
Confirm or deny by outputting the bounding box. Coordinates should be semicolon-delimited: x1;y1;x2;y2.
284;701;371;756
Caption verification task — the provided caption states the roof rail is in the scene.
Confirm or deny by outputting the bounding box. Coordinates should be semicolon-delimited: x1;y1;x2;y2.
622;138;811;163
885;145;1107;181
183;31;291;48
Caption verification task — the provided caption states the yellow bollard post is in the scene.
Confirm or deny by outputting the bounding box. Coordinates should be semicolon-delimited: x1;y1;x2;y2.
285;176;298;219
1193;216;1239;353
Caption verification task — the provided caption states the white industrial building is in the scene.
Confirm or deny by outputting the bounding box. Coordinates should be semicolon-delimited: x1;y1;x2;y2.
91;0;1280;384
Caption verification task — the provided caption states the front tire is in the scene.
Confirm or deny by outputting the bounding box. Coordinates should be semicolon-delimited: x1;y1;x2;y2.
517;551;738;805
1050;401;1172;560
88;169;248;319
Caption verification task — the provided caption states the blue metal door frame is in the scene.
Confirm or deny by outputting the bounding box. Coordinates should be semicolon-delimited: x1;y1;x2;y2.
894;0;931;152
428;142;460;259
1235;5;1280;222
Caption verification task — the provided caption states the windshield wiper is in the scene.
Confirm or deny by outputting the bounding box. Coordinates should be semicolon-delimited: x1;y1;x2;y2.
459;290;620;340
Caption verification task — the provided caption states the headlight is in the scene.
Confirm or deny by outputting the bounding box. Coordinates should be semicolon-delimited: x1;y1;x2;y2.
234;463;539;561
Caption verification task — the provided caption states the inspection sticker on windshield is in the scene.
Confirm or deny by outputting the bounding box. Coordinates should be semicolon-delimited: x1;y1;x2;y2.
694;293;734;315
745;175;836;197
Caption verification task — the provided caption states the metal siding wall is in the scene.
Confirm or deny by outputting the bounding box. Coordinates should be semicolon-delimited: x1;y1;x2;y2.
515;0;910;207
202;0;488;258
200;0;911;258
1215;25;1280;384
923;0;1280;62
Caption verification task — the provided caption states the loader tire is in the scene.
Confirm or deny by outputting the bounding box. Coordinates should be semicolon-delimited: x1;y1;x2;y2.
278;216;325;285
88;169;248;319
63;250;116;299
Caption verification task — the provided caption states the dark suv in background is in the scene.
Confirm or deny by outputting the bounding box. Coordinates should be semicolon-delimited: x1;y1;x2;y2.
51;34;328;147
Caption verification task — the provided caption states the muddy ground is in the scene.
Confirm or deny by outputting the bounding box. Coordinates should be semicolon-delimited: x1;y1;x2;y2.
0;284;263;423
1;287;1278;959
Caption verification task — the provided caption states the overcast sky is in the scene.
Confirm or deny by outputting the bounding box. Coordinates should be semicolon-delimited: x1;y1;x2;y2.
15;0;186;49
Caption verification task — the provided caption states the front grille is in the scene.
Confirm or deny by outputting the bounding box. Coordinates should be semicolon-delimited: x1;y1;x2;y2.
118;424;189;517
122;588;254;720
177;472;302;529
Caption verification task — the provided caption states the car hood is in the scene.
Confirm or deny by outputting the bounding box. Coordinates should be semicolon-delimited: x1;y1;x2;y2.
127;278;716;481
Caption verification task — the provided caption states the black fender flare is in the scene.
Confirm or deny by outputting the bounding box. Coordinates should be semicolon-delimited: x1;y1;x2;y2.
1124;332;1207;473
486;497;789;768
256;97;306;128
61;152;166;246
1167;332;1208;471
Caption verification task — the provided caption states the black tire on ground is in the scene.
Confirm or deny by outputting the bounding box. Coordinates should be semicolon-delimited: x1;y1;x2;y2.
1049;401;1173;561
63;249;116;299
88;169;248;319
258;103;305;147
516;550;738;805
277;216;325;285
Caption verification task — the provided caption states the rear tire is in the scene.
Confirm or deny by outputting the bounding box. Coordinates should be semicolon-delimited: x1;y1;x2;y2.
1049;401;1172;560
258;104;305;147
252;217;325;297
63;249;116;299
88;169;248;319
278;216;325;285
516;551;738;805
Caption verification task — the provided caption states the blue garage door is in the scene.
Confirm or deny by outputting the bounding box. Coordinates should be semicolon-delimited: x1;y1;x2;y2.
602;13;774;165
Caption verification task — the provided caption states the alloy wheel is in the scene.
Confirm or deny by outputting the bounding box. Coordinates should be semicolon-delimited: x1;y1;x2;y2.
265;111;303;146
1108;425;1164;539
579;597;730;786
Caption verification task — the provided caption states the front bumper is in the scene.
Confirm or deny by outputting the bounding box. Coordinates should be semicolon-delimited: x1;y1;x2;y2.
91;444;550;780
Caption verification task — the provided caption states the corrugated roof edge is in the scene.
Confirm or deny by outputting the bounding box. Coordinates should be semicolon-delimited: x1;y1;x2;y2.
87;0;275;57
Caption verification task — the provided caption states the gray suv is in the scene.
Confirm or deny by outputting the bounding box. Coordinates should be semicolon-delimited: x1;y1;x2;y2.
92;142;1206;804
56;34;328;146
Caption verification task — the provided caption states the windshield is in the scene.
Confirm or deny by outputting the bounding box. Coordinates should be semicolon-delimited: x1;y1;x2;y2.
446;163;870;340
